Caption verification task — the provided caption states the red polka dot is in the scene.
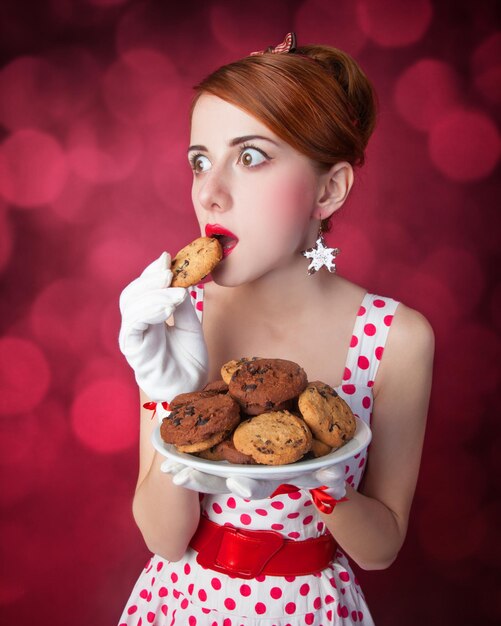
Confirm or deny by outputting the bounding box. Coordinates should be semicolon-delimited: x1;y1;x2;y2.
368;380;374;387
147;612;155;623
300;583;310;596
223;620;232;626
329;577;337;588
255;575;266;582
189;617;197;626
352;610;359;621
287;512;299;519
288;532;300;539
384;314;394;326
255;508;267;516
190;290;197;298
270;587;282;599
350;334;358;347
357;356;369;370
158;587;167;597
358;611;364;620
188;584;194;595
198;589;207;601
161;606;168;616
184;563;191;575
224;598;236;610
317;521;325;532
287;490;302;500
373;299;385;307
127;605;138;615
212;503;222;514
240;514;251;525
364;323;376;336
325;594;335;604
339;571;350;582
285;576;296;582
362;396;371;409
285;602;296;614
342;384;356;395
271;523;284;530
343;367;351;380
303;515;313;525
170;573;178;583
196;301;203;311
180;598;189;609
357;305;366;316
211;578;221;590
375;346;384;360
255;602;267;614
359;457;366;468
156;561;163;571
239;584;251;597
305;614;314;625
271;501;284;510
337;604;349;618
313;596;322;609
226;497;236;509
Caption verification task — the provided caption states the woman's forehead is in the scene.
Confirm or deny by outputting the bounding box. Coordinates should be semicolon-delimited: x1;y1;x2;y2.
190;94;276;144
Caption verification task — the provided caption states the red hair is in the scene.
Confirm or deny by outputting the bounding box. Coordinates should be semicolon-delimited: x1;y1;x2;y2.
190;45;378;172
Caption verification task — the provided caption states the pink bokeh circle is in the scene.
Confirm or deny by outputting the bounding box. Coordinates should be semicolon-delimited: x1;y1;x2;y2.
471;32;501;104
210;0;290;54
428;108;500;181
394;59;461;132
102;48;182;127
70;376;138;453
0;129;68;208
0;337;51;415
357;0;433;47
295;0;367;56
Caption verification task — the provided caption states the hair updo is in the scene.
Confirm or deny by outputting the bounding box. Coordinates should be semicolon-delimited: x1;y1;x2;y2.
190;44;378;171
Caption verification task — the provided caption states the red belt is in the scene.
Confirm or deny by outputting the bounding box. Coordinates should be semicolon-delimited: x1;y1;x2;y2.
189;515;337;579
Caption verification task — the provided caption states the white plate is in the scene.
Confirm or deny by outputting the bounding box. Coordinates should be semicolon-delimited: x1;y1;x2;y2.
151;416;372;481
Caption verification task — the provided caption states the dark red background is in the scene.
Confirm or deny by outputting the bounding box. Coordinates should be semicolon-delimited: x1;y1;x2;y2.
0;1;500;624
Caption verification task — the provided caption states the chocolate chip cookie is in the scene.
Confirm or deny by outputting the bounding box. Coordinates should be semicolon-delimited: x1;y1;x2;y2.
170;236;223;287
233;410;312;465
298;381;356;448
221;357;260;385
160;394;240;453
228;358;308;416
197;434;257;464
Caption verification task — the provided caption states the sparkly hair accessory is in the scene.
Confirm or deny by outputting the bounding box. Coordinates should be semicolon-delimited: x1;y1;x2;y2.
250;32;297;56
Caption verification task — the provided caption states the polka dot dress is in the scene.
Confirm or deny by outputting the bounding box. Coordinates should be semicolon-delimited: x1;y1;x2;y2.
118;288;399;626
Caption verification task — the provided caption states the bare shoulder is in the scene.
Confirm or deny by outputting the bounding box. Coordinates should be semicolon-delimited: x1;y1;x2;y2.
375;301;435;393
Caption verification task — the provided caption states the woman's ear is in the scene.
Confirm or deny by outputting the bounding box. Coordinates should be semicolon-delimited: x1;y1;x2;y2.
312;161;354;221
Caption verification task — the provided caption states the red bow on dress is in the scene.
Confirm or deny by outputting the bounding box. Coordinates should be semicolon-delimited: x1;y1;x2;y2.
270;483;347;515
143;401;170;419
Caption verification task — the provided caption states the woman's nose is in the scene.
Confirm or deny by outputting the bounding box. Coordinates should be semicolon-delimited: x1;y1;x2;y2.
197;167;232;213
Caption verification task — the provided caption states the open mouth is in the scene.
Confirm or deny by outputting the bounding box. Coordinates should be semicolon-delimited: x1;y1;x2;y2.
205;224;239;258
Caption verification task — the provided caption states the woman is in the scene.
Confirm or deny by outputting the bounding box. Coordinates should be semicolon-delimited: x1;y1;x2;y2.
118;34;434;625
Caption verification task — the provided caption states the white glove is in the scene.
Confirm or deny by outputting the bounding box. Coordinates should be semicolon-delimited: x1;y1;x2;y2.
160;459;346;501
119;252;209;402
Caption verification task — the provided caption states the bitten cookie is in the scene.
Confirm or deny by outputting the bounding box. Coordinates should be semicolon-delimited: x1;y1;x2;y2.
228;358;308;416
298;381;356;448
170;237;223;287
220;357;259;384
233;410;312;465
160;394;240;453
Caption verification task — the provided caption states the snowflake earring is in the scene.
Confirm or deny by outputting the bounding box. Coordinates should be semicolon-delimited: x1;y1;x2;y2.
301;222;340;275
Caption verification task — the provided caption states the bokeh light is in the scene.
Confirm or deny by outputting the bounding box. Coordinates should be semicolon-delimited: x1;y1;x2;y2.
357;0;433;47
394;59;461;132
471;31;501;104
70;377;138;453
0;336;51;415
295;0;367;55
428;108;501;182
0;129;68;208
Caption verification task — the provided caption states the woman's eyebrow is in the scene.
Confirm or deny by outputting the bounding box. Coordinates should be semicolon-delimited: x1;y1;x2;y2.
187;135;279;154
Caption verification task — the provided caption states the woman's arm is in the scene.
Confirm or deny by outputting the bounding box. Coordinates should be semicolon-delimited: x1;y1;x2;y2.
131;388;200;561
318;303;434;570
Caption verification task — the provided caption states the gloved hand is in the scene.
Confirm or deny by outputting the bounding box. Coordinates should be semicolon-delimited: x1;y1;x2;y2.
119;252;208;402
160;457;346;502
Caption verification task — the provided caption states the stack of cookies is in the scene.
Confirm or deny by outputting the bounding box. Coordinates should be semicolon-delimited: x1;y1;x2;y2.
160;358;357;466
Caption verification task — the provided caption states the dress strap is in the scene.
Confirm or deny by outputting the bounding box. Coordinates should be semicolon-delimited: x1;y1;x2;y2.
189;283;205;323
342;294;400;388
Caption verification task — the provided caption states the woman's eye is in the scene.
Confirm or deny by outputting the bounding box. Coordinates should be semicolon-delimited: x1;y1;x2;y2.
239;147;267;167
191;154;211;173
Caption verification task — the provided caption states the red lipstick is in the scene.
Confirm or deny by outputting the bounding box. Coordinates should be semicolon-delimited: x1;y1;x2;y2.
205;224;239;258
